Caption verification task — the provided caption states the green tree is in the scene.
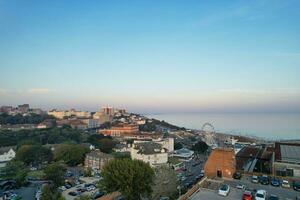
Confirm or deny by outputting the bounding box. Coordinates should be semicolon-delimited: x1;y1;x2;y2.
16;145;53;166
0;160;28;186
192;141;209;153
152;166;178;200
75;195;91;200
44;162;66;187
41;185;65;200
54;144;89;166
99;159;155;200
87;134;116;153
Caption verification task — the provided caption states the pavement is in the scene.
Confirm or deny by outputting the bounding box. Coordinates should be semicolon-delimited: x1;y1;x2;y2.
190;188;242;200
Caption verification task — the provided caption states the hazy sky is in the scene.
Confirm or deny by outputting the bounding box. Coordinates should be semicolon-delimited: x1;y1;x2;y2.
0;0;300;113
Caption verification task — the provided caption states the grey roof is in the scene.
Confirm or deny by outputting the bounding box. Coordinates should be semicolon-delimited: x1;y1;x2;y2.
86;150;113;159
280;144;300;164
134;142;163;155
0;146;16;154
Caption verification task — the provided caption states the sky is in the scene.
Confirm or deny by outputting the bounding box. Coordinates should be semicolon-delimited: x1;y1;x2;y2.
0;0;300;113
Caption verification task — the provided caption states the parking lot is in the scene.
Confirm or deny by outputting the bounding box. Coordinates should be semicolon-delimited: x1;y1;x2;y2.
190;175;300;200
62;177;100;200
225;175;300;199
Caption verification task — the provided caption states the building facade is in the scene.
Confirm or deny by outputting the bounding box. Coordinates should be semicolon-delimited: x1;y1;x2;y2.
84;150;113;171
130;142;168;167
204;148;236;178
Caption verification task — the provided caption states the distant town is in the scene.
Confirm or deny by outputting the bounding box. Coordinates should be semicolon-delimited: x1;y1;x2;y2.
0;104;300;200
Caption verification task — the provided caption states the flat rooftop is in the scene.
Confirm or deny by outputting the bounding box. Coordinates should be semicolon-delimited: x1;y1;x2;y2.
275;142;300;164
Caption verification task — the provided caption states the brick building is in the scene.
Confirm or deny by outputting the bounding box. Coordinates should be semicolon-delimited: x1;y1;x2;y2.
84;150;113;171
204;148;236;178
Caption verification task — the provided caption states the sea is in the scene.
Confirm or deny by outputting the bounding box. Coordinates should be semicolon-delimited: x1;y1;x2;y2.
147;113;300;140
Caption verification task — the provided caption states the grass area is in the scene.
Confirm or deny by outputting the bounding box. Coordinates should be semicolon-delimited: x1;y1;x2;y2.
27;170;45;179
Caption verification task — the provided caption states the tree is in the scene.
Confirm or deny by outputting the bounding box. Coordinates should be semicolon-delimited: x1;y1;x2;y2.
99;159;155;200
0;160;28;186
41;185;65;200
152;166;178;200
44;162;66;187
16;145;53;166
87;134;115;153
192;141;208;153
54;144;89;166
75;195;91;200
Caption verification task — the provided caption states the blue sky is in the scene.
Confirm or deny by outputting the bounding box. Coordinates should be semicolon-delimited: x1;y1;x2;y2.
0;0;300;113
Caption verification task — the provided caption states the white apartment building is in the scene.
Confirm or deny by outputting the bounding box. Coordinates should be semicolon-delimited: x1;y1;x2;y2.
0;148;16;168
134;137;174;152
130;142;168;167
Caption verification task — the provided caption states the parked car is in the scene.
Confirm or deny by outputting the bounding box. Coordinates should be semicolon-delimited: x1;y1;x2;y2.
255;190;267;200
233;172;242;179
271;177;280;187
92;191;105;199
242;191;253;200
68;191;78;196
296;196;300;200
218;184;230;196
293;181;300;191
58;186;66;191
236;184;246;190
252;175;259;183
282;180;290;188
269;194;279;200
260;175;270;185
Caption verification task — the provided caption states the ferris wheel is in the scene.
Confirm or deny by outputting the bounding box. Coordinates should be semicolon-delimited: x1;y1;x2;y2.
201;123;217;146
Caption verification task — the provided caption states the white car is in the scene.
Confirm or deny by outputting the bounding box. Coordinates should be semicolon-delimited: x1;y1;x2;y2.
58;186;67;191
252;175;259;183
255;190;267;200
282;180;290;188
236;184;246;190
218;184;230;196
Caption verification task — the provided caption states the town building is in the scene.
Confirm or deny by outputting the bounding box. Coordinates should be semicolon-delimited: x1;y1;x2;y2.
0;147;16;168
130;142;168;167
273;142;300;178
204;148;236;178
172;148;194;161
236;145;273;174
48;109;91;119
18;104;30;113
82;119;101;129
93;112;113;124
84;150;113;172
99;124;139;137
134;137;174;152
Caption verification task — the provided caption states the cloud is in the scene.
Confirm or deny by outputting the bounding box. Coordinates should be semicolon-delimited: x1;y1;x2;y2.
27;88;54;94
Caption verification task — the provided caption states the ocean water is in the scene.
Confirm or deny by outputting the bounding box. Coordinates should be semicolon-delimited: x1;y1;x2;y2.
147;113;300;140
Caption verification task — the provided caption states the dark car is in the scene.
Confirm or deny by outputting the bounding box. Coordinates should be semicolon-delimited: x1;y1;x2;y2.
260;175;270;185
293;181;300;191
233;172;242;179
92;191;105;199
271;177;280;187
68;191;78;196
269;194;279;200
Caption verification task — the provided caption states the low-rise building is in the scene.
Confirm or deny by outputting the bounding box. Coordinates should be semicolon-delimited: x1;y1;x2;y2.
172;148;194;161
130;142;168;167
84;150;113;171
82;119;101;129
273;142;300;178
204;148;236;178
99;124;139;137
0;147;16;168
